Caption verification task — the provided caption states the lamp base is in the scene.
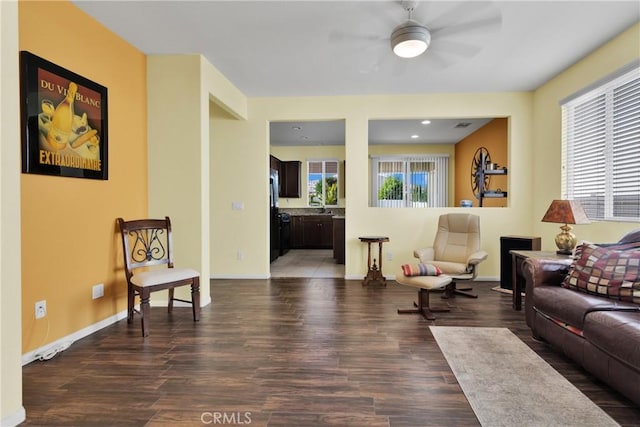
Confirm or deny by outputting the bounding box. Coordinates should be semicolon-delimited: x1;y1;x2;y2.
556;249;573;256
555;224;577;256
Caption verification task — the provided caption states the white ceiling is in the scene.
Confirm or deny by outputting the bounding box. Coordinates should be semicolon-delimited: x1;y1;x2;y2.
72;0;639;144
269;118;493;145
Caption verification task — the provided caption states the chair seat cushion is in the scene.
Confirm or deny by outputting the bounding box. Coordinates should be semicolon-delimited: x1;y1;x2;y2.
396;274;452;290
131;267;199;287
429;260;469;275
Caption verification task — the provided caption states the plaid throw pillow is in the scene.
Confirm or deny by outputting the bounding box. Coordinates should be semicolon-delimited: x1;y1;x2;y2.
562;242;640;303
401;263;442;277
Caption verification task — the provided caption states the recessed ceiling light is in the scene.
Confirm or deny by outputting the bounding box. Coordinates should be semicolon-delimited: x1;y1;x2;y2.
292;126;301;130
411;134;419;139
421;120;431;125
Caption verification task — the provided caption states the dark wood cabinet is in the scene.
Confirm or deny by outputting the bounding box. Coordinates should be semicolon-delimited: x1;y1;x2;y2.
333;216;345;264
269;155;280;173
270;155;301;198
291;216;303;248
500;236;541;289
280;161;301;198
291;215;333;249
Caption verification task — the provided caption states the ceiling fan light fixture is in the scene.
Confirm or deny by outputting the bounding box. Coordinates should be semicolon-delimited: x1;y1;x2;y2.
391;20;431;58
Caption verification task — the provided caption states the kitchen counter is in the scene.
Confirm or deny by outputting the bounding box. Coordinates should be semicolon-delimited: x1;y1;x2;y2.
281;208;345;217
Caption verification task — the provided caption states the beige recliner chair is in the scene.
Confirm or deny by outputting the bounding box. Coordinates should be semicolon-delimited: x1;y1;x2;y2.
413;213;488;298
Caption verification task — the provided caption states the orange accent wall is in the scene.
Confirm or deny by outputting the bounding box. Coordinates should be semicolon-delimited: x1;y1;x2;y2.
455;118;508;208
19;1;147;352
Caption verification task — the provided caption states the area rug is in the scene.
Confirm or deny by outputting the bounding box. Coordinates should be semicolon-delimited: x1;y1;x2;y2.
491;285;524;296
430;326;619;427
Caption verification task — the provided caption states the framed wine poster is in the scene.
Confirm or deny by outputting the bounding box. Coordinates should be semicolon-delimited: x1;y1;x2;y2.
19;51;108;180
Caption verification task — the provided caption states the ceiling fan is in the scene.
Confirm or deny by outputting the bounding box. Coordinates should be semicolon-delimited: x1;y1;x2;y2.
390;0;432;58
331;1;503;71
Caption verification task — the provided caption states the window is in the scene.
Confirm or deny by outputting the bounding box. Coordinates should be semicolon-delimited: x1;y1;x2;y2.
308;160;339;207
370;155;448;207
562;61;640;222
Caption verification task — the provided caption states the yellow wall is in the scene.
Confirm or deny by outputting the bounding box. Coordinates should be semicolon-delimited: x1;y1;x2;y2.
209;93;533;279
532;22;640;248
3;5;637;425
455;118;508;207
19;1;148;353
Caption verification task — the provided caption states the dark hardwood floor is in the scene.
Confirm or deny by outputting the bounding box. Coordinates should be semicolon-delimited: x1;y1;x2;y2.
22;279;640;426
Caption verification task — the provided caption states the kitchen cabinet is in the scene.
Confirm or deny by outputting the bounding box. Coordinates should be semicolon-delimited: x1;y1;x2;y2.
270;155;281;173
280;161;301;198
291;216;303;248
291;215;333;249
332;216;345;264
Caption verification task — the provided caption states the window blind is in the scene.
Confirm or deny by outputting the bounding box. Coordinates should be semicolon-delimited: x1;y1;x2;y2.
370;155;448;208
562;63;640;221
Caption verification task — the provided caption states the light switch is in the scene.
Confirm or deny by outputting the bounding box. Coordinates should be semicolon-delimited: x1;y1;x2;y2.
232;201;244;210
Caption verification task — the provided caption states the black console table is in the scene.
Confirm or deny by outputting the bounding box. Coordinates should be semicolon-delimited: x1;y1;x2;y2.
500;236;541;289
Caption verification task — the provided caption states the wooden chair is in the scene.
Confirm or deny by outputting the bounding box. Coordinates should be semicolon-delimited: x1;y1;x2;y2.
117;217;200;337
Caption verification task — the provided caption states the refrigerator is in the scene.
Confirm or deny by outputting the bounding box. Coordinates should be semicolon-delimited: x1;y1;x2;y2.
269;169;279;263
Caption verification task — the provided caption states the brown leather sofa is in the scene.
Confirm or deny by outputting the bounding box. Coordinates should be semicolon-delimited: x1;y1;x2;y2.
523;229;640;406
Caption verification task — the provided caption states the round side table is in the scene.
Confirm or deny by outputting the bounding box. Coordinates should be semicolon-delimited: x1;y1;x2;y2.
359;236;389;287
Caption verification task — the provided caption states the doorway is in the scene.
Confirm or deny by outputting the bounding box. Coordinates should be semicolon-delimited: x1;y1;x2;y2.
270;249;344;278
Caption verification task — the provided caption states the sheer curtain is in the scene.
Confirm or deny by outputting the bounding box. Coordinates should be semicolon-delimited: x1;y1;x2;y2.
370;155;449;207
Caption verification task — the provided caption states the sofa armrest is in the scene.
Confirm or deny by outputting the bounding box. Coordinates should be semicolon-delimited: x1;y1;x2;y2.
523;258;571;291
523;258;572;328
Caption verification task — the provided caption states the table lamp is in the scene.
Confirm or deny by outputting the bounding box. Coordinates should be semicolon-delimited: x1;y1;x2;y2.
541;199;590;255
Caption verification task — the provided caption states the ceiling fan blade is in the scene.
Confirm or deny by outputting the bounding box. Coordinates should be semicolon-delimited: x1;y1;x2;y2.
423;49;456;70
329;30;387;44
428;39;484;58
423;1;497;30
430;15;502;39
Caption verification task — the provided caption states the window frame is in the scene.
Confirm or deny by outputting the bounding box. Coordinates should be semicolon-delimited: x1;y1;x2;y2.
561;60;640;222
307;159;339;207
370;154;449;208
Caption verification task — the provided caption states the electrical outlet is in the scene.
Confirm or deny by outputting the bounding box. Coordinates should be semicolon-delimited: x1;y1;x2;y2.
387;252;393;261
35;300;46;319
92;283;104;299
237;250;244;261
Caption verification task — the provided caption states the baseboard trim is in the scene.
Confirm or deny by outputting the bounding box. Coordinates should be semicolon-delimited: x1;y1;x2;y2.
211;274;270;280
22;310;128;366
0;406;26;427
22;296;214;366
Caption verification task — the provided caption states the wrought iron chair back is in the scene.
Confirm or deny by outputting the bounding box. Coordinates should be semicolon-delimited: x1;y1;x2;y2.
119;218;174;273
117;217;200;337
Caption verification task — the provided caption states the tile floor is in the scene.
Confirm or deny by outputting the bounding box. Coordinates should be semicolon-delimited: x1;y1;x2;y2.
270;249;345;278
